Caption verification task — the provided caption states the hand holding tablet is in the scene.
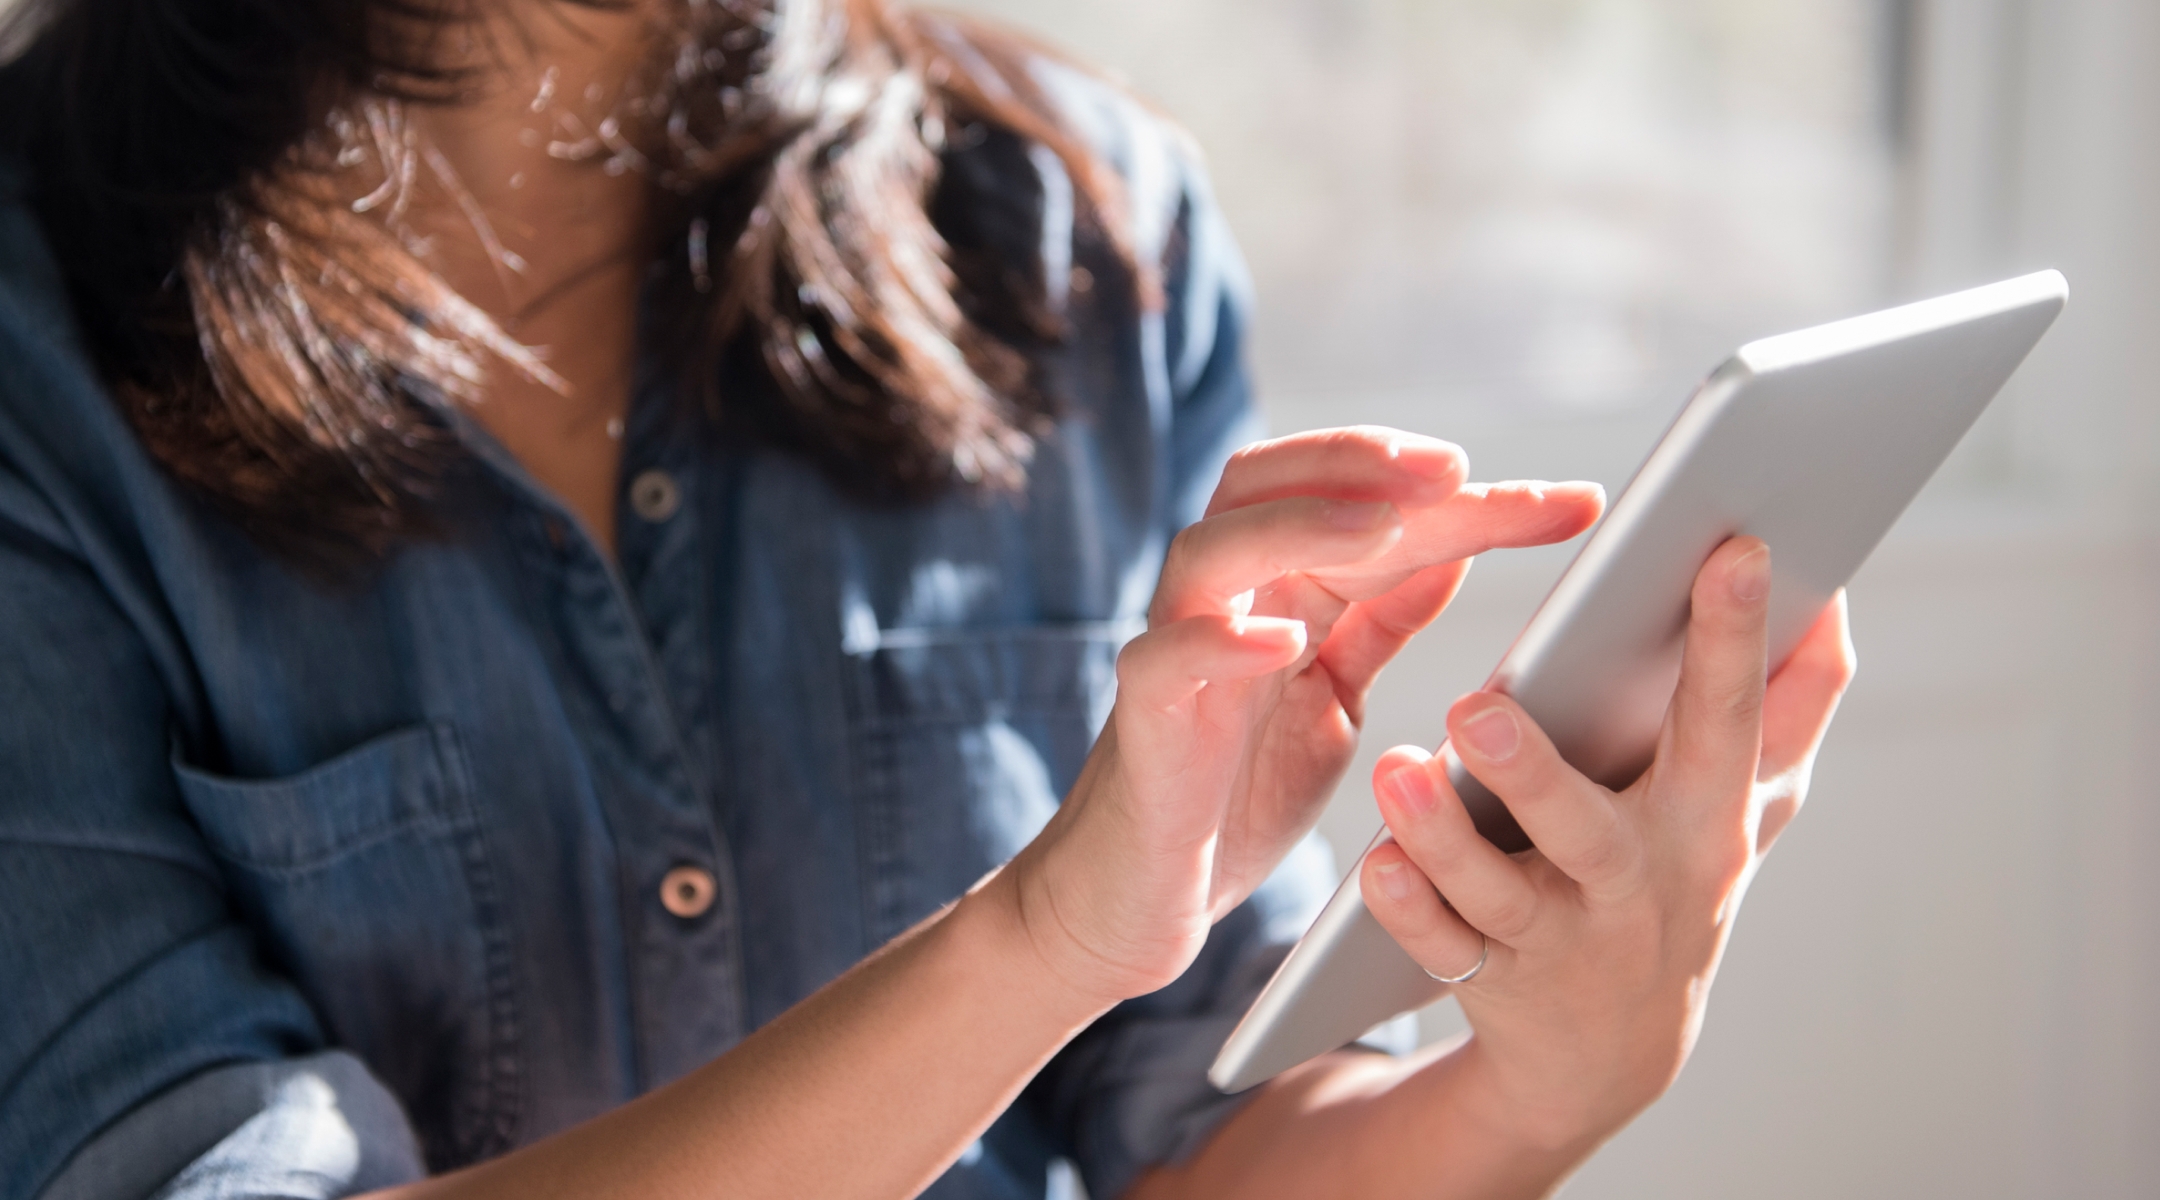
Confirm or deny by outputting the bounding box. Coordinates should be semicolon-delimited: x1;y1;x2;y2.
1210;270;2070;1094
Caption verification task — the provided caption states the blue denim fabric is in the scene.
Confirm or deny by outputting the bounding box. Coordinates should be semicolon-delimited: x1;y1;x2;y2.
0;64;1407;1200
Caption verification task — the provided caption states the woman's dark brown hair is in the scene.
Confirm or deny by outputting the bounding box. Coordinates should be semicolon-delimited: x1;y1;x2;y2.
0;0;1134;557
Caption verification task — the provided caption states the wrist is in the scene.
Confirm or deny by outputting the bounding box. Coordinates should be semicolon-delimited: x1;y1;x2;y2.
953;863;1125;1033
1433;1036;1618;1165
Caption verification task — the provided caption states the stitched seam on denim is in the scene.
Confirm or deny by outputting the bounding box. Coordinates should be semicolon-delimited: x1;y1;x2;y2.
854;707;910;947
433;725;523;1165
197;813;465;877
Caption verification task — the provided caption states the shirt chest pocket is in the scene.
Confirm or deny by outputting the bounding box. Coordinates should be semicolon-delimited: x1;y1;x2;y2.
172;721;518;1171
845;623;1133;945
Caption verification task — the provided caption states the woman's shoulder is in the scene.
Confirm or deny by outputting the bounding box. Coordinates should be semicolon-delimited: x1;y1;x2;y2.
918;16;1217;266
0;157;185;565
1029;57;1208;252
0;156;86;362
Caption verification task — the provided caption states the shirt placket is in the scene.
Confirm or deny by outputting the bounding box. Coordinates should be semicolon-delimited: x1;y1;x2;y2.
468;405;748;1093
605;426;750;1087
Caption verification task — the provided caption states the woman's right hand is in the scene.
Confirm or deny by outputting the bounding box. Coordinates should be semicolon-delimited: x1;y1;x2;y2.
990;426;1605;1006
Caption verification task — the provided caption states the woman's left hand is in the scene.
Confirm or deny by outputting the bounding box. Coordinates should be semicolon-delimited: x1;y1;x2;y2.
1360;537;1857;1153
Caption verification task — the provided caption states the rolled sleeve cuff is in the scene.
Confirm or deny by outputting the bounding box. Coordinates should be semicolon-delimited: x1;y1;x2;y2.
39;1052;424;1200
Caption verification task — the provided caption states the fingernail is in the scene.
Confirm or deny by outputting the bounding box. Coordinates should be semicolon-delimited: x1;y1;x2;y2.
1323;500;1395;531
1374;861;1417;902
1382;761;1437;815
1391;439;1465;480
1730;544;1771;603
1458;707;1519;762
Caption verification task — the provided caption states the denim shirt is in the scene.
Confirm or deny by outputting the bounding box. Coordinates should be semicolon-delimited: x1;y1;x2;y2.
0;66;1397;1200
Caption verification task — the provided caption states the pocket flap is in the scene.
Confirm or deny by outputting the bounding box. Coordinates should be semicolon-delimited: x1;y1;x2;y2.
173;723;469;871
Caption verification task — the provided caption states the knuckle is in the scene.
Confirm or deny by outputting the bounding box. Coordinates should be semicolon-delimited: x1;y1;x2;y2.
1362;572;1451;640
1407;829;1470;880
1693;825;1754;889
1522;747;1577;794
1473;887;1539;942
1299;426;1400;475
1113;634;1155;688
1501;757;1579;824
1162;522;1204;570
1395;895;1450;942
1221;439;1275;479
1113;651;1140;692
1318;424;1384;451
1686;672;1763;725
1563;821;1632;883
1830;644;1859;691
1344;426;1403;463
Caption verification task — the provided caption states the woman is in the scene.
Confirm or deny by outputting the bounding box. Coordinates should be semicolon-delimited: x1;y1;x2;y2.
0;0;1854;1197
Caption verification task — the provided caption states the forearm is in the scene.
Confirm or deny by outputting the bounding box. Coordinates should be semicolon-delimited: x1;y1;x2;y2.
1128;1039;1593;1200
371;870;1107;1200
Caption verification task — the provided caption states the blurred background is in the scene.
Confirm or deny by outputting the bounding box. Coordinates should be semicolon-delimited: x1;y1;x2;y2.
937;0;2160;1196
3;0;2147;1192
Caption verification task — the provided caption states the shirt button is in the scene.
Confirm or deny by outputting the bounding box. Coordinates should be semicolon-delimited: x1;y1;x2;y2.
660;865;716;919
628;469;682;523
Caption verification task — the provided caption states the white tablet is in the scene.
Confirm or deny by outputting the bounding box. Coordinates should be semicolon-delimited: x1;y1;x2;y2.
1209;270;2069;1094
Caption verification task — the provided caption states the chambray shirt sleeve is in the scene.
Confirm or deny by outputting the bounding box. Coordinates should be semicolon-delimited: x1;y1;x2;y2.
0;194;425;1199
1026;132;1417;1200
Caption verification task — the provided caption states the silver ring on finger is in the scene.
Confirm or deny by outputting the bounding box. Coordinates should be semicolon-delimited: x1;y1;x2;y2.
1424;932;1489;985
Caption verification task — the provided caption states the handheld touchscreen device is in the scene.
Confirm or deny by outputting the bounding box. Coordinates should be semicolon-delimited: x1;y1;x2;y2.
1208;270;2069;1094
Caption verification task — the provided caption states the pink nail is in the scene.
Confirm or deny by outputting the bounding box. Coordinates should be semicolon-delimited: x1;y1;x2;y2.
1392;439;1465;481
1458;707;1519;762
1374;861;1417;902
1324;500;1395;531
1730;544;1771;602
1383;762;1437;815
